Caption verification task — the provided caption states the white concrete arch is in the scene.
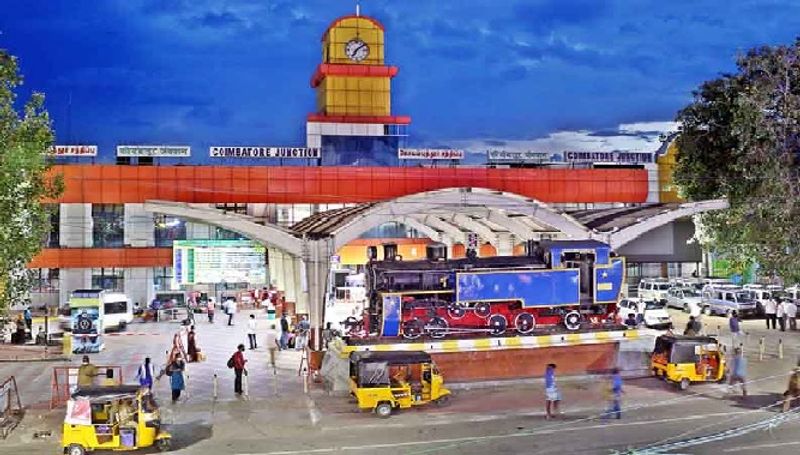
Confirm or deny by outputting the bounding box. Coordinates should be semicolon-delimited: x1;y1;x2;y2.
330;187;591;251
143;200;305;257
608;199;728;249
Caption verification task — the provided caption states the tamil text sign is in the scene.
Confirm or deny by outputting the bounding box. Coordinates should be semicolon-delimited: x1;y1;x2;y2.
49;145;98;156
210;146;321;159
487;150;552;163
398;148;464;160
116;145;191;157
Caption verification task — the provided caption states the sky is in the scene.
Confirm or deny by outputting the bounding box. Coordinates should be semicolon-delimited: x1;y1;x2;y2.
2;0;800;163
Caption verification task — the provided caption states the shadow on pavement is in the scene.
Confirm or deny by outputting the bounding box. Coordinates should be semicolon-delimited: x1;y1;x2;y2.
727;392;786;412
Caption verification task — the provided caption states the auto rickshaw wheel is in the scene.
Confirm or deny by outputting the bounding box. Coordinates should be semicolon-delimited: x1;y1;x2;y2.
66;444;86;455
375;402;393;418
679;378;690;390
156;437;172;452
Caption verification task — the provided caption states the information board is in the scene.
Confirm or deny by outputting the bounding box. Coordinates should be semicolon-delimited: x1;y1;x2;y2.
173;240;267;285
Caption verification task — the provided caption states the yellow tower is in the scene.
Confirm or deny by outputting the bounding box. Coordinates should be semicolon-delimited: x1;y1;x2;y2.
309;13;409;123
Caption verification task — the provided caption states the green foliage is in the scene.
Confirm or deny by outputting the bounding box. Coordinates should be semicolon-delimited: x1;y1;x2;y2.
0;49;63;311
675;39;800;283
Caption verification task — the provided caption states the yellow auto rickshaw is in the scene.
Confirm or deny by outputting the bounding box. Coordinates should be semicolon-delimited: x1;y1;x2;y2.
349;351;451;418
651;334;726;390
62;385;171;454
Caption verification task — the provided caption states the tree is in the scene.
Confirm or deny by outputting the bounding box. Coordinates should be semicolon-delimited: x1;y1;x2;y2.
674;39;800;283
0;49;62;311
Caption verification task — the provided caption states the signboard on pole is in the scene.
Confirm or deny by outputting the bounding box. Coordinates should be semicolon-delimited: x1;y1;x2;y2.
398;148;464;160
49;145;98;156
209;146;320;159
116;145;191;157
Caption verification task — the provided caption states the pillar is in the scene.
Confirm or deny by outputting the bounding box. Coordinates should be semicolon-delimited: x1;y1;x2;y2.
124;268;154;308
59;268;91;307
60;203;92;247
496;232;514;256
305;239;331;351
124;203;155;247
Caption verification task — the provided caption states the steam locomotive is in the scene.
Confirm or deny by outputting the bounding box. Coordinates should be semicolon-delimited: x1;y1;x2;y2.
363;240;625;339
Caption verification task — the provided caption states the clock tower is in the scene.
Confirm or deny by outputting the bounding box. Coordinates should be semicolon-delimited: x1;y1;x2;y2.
307;12;410;165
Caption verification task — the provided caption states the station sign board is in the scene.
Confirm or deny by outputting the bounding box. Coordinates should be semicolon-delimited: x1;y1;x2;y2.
173;240;266;285
117;145;191;157
398;148;464;160
563;151;654;164
209;146;321;159
48;145;98;156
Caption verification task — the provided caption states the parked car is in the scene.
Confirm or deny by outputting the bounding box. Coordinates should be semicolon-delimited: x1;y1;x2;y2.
743;284;782;315
617;298;673;329
666;287;703;314
701;286;758;317
638;279;671;303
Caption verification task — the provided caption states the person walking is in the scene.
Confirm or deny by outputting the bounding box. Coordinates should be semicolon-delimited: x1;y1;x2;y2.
764;297;777;330
777;299;787;332
279;313;290;350
729;311;742;349
229;344;248;396
136;357;155;390
295;315;310;351
266;324;278;372
786;299;798;331
226;298;237;326
728;347;747;397
186;326;198;362
544;363;561;420
247;314;258;350
783;366;800;412
23;306;32;332
603;368;623;419
167;355;186;403
206;299;215;323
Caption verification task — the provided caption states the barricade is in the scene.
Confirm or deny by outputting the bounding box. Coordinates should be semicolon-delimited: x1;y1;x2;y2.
50;365;123;409
0;376;23;439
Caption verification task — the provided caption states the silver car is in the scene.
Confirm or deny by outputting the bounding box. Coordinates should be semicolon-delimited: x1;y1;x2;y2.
666;287;703;314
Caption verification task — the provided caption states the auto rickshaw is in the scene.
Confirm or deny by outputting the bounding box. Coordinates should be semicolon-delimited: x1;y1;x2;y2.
349;350;451;418
62;385;171;454
651;334;726;390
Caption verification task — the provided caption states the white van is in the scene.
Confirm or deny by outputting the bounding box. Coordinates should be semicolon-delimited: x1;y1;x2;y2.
638;279;671;303
743;284;782;315
102;292;134;331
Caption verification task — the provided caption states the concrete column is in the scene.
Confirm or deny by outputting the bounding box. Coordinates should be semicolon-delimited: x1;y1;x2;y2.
306;240;331;350
59;268;91;307
496;232;514;256
124;268;154;307
60;203;92;247
124;203;155;247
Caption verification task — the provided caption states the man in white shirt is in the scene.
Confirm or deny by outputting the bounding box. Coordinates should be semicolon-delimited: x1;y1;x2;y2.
265;324;279;372
785;300;798;331
777;299;787;332
764;298;777;330
226;298;237;326
247;314;258;349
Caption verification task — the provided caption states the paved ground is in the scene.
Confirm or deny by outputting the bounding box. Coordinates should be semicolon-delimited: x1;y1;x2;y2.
1;308;799;454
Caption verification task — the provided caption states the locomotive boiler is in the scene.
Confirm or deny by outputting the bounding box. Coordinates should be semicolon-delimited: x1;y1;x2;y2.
363;240;625;339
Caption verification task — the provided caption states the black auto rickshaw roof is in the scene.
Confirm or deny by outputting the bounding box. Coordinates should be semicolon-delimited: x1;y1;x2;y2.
349;350;432;365
71;385;142;399
656;334;719;344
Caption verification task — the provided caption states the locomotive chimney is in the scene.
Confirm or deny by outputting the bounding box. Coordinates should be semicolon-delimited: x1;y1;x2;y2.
383;243;398;261
426;242;448;261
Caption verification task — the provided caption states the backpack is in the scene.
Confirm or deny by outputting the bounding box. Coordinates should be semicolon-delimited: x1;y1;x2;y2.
227;355;235;369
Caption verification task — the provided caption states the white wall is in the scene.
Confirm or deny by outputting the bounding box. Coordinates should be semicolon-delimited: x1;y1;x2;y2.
60;203;92;247
59;268;91;307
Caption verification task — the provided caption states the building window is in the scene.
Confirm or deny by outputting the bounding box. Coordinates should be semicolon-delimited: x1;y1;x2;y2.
153;267;174;292
31;268;59;293
92;204;124;247
45;205;59;248
359;222;421;239
213;227;246;240
91;268;124;291
154;215;187;247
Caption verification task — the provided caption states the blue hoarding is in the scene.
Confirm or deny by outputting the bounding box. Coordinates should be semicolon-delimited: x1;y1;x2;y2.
381;294;402;336
594;258;625;302
457;270;580;307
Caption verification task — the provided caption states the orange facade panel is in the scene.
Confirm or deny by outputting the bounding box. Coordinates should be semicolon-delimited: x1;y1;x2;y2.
30;248;173;269
49;165;649;205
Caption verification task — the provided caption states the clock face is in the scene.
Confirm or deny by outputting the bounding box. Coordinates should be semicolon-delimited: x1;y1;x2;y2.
345;39;369;62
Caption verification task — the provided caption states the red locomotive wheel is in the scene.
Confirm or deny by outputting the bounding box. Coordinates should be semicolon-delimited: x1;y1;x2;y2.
447;303;466;319
402;319;423;339
427;317;449;339
488;314;507;336
474;302;491;318
514;313;535;334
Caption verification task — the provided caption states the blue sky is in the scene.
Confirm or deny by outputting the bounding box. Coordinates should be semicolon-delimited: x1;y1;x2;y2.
2;0;800;163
